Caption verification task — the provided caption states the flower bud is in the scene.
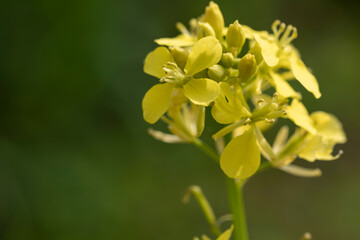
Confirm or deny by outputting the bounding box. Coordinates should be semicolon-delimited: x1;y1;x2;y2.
169;46;188;70
238;54;257;82
226;20;245;56
203;1;224;40
249;41;263;64
198;22;216;38
208;64;227;82
220;53;235;68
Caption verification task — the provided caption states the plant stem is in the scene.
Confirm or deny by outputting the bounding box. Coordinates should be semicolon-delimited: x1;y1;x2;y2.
226;177;248;240
192;138;250;239
193;138;219;163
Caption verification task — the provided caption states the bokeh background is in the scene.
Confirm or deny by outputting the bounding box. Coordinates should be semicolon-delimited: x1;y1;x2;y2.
0;0;359;239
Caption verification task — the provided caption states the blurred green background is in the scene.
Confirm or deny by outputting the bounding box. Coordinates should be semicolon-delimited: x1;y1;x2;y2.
0;0;359;239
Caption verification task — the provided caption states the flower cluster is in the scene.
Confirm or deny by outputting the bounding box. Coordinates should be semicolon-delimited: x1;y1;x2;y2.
142;1;346;181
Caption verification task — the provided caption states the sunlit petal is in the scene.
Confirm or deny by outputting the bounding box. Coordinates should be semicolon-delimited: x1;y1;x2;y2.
142;83;174;124
220;127;261;179
144;47;174;78
286;99;316;134
184;36;222;75
183;78;220;106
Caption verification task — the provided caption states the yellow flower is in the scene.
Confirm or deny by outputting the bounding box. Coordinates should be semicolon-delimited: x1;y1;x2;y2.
268;110;346;176
297;111;346;162
246;20;321;99
142;36;222;123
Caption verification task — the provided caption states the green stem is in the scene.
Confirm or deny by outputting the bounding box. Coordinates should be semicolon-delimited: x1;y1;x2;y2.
183;186;221;236
193;138;219;163
192;138;249;240
226;178;248;240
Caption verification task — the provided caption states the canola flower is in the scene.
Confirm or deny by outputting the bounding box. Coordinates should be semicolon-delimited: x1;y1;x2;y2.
141;2;346;239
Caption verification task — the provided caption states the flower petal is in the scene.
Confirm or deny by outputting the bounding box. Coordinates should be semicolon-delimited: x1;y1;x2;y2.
286;99;316;134
253;33;279;67
298;135;342;162
269;72;301;99
142;83;174;124
155;34;196;47
220;127;261;179
211;82;246;124
144;47;174;78
290;57;321;99
183;78;220;106
310;111;347;144
184;36;222;75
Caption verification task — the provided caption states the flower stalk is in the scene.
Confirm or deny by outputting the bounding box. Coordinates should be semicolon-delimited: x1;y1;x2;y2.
141;1;346;239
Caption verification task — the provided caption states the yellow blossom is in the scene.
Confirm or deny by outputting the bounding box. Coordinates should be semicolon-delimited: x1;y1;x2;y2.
246;20;321;99
143;36;222;123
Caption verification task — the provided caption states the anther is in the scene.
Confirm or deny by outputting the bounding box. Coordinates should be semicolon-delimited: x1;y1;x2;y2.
272;92;279;101
265;118;275;124
257;99;265;107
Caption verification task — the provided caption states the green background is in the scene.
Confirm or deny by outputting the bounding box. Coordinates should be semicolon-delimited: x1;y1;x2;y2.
0;0;359;239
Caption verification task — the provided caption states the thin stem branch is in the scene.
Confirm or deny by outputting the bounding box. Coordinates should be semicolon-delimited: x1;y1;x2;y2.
226;178;248;240
192;138;219;163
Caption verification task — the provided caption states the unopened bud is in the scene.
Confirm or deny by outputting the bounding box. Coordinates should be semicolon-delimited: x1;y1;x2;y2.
238;54;257;82
198;22;216;38
169;46;188;70
249;41;263;64
226;20;245;56
208;64;226;82
203;1;224;40
220;53;235;68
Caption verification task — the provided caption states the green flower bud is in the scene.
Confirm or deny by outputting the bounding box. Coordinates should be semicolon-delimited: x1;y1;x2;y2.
208;64;227;82
238;54;257;82
169;46;188;70
226;20;245;56
220;53;235;68
249;41;263;64
203;1;224;40
198;22;216;38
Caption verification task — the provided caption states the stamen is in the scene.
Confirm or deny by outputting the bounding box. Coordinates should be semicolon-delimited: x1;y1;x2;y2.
257;99;265;107
176;22;190;36
265;118;275;124
272;92;279;101
270;102;278;111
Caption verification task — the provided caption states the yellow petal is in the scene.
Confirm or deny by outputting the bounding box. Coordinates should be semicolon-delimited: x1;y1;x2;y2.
183;78;219;106
310;111;347;144
144;47;174;78
220;127;261;179
269;72;301;99
155;34;196;47
211;82;246;124
216;225;234;240
142;83;174;124
253;33;279;67
286;99;316;134
298;135;341;162
290;57;321;98
184;36;222;75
